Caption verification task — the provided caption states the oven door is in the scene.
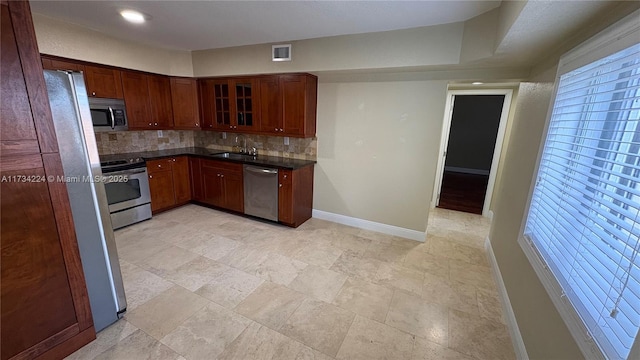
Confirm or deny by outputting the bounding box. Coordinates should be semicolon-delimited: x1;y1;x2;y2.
103;168;151;212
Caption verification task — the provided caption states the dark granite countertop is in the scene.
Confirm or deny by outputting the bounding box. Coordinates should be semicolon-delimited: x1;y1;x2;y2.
100;147;316;170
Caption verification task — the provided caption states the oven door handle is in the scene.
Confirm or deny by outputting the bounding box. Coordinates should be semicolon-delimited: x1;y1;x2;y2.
102;168;147;180
108;107;115;130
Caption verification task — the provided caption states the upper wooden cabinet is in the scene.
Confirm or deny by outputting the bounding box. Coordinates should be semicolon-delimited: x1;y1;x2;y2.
39;55;318;137
231;78;258;132
84;65;123;99
199;77;259;132
122;70;173;130
148;75;174;128
121;71;150;129
198;79;215;130
259;74;317;137
171;77;200;129
41;57;85;73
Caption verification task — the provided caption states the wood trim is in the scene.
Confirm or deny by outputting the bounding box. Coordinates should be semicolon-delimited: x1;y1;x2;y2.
0;153;43;172
291;165;314;227
33;326;95;360
0;140;40;157
41;153;94;331
8;0;58;154
11;324;79;360
305;74;318;137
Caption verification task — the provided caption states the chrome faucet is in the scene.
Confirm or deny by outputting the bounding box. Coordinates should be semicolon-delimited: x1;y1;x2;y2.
233;134;247;154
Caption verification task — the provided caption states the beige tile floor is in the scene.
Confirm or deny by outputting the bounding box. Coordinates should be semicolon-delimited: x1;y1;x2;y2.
67;205;515;360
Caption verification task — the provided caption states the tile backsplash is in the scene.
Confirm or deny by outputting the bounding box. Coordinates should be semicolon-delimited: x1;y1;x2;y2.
95;130;196;155
95;130;317;160
194;132;317;160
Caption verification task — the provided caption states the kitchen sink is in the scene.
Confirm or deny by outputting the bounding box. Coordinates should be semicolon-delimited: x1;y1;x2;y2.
210;152;256;161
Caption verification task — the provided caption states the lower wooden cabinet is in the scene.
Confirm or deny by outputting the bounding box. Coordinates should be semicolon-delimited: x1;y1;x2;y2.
278;166;314;227
147;156;191;213
198;159;244;212
189;157;204;201
172;157;191;203
162;156;314;227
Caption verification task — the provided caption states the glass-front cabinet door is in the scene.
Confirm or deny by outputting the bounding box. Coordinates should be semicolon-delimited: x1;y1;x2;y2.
211;79;231;130
231;78;258;131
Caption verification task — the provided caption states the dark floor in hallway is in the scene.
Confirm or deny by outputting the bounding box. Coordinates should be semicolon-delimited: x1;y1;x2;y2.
437;171;489;214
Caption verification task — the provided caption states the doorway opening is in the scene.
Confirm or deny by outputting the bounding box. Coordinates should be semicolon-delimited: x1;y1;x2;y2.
432;89;513;217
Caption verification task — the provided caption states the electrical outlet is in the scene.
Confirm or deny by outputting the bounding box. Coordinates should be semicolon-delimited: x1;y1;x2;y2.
284;136;289;145
222;132;227;139
157;130;163;137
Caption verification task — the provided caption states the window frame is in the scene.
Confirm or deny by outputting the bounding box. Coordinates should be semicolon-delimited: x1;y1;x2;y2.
518;9;640;360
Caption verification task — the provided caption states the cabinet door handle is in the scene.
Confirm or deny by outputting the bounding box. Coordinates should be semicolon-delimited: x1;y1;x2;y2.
155;122;158;126
217;174;220;177
149;175;153;179
149;123;152;126
195;123;199;127
209;124;213;128
92;91;96;96
221;174;224;178
279;184;282;187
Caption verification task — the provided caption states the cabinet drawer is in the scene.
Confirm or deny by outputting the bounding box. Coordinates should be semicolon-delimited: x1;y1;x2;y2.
279;169;292;185
200;158;243;174
147;158;172;173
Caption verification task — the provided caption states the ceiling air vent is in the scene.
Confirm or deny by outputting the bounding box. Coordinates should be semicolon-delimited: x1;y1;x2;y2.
272;44;291;62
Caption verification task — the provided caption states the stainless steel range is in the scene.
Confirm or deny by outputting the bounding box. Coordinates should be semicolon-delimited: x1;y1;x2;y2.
101;157;152;229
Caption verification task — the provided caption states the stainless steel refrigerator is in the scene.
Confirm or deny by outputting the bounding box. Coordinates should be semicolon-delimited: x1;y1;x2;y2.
44;70;127;332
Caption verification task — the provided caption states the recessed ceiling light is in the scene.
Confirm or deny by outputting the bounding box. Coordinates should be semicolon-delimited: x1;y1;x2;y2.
120;10;146;24
472;81;484;85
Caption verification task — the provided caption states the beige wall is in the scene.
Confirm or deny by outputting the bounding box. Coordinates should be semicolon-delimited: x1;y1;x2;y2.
488;5;639;359
315;80;448;232
32;14;193;76
192;23;464;77
459;8;498;63
488;79;585;359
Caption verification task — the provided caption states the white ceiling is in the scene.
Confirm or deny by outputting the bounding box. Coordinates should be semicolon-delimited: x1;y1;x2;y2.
29;0;501;51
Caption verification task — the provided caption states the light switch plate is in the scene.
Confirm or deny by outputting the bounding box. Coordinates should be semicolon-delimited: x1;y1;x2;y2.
284;136;289;145
222;132;227;139
157;130;163;137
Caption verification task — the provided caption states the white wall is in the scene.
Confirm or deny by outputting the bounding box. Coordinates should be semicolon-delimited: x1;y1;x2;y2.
315;81;448;232
32;14;193;76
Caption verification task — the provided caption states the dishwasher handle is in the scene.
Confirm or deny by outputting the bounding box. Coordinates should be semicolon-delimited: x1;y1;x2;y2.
244;166;278;174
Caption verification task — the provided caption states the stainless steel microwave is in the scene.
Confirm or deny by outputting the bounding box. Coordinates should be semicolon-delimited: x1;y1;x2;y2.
89;98;128;132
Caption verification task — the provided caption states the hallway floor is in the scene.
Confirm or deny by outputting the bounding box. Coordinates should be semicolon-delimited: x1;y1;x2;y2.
437;171;490;215
67;205;515;360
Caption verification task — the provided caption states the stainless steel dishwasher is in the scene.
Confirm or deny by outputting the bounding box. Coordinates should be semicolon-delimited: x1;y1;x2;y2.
243;165;279;221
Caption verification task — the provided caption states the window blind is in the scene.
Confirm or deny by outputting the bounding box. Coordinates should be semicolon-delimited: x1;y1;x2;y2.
524;43;640;359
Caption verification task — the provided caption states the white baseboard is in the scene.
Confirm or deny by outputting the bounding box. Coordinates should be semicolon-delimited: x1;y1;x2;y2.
445;166;490;176
485;237;529;360
312;209;426;242
486;209;494;221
